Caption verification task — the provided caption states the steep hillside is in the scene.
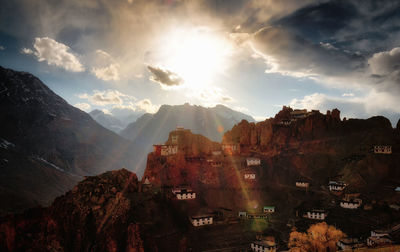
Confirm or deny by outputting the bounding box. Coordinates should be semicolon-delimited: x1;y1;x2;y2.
0;169;188;251
143;107;400;243
0;66;142;213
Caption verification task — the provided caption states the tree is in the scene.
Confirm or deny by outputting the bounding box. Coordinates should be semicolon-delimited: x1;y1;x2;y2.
289;222;345;252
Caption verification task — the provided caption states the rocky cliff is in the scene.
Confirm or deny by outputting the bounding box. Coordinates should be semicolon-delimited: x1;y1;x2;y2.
0;169;190;251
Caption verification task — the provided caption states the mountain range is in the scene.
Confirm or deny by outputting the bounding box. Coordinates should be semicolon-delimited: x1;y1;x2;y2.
0;66;254;214
88;109;143;133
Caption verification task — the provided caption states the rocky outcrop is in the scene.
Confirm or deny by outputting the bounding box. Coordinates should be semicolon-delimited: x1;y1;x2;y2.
0;169;190;251
223;107;394;155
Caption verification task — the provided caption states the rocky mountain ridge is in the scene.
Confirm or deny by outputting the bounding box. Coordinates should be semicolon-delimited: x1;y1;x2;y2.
0;66;143;214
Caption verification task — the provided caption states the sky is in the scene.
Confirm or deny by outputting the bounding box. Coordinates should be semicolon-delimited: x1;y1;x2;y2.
0;0;400;125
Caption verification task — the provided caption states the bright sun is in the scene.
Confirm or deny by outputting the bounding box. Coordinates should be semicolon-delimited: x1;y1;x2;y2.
158;27;233;90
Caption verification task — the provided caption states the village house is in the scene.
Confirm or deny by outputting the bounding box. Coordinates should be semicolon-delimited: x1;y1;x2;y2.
374;145;392;154
263;206;275;213
247;157;261;166
206;159;222;168
171;187;196;200
295;182;310;188
153;144;178;156
190;214;213;227
238;211;247;218
337;238;364;250
305;209;327;220
290;109;308;119
328;181;347;191
278;119;291;126
367;230;393;247
250;240;277;252
244;173;256;180
222;143;240;154
340;198;362;209
389;204;400;211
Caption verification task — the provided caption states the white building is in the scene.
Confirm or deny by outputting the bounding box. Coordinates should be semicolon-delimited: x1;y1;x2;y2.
244;173;256;180
370;229;389;238
279;119;291;126
340;199;362;209
172;188;196;200
290;109;308;119
305;210;327;220
337;238;364;250
250;240;277;252
263;206;275;213
374;145;392;154
295;182;309;188
328;181;346;191
190;215;213;226
247;157;261;166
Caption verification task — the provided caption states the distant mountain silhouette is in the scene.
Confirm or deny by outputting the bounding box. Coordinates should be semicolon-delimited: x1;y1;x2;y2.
89;109;143;133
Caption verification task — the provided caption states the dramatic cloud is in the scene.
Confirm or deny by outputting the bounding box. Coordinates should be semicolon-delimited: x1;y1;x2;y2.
74;102;91;112
78;89;135;106
368;47;400;85
147;66;183;88
22;37;84;72
0;45;4;50
250;26;364;78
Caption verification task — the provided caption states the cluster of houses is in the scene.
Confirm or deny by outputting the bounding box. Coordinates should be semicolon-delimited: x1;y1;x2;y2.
337;224;400;249
153;144;178;156
277;108;320;126
243;157;261;180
